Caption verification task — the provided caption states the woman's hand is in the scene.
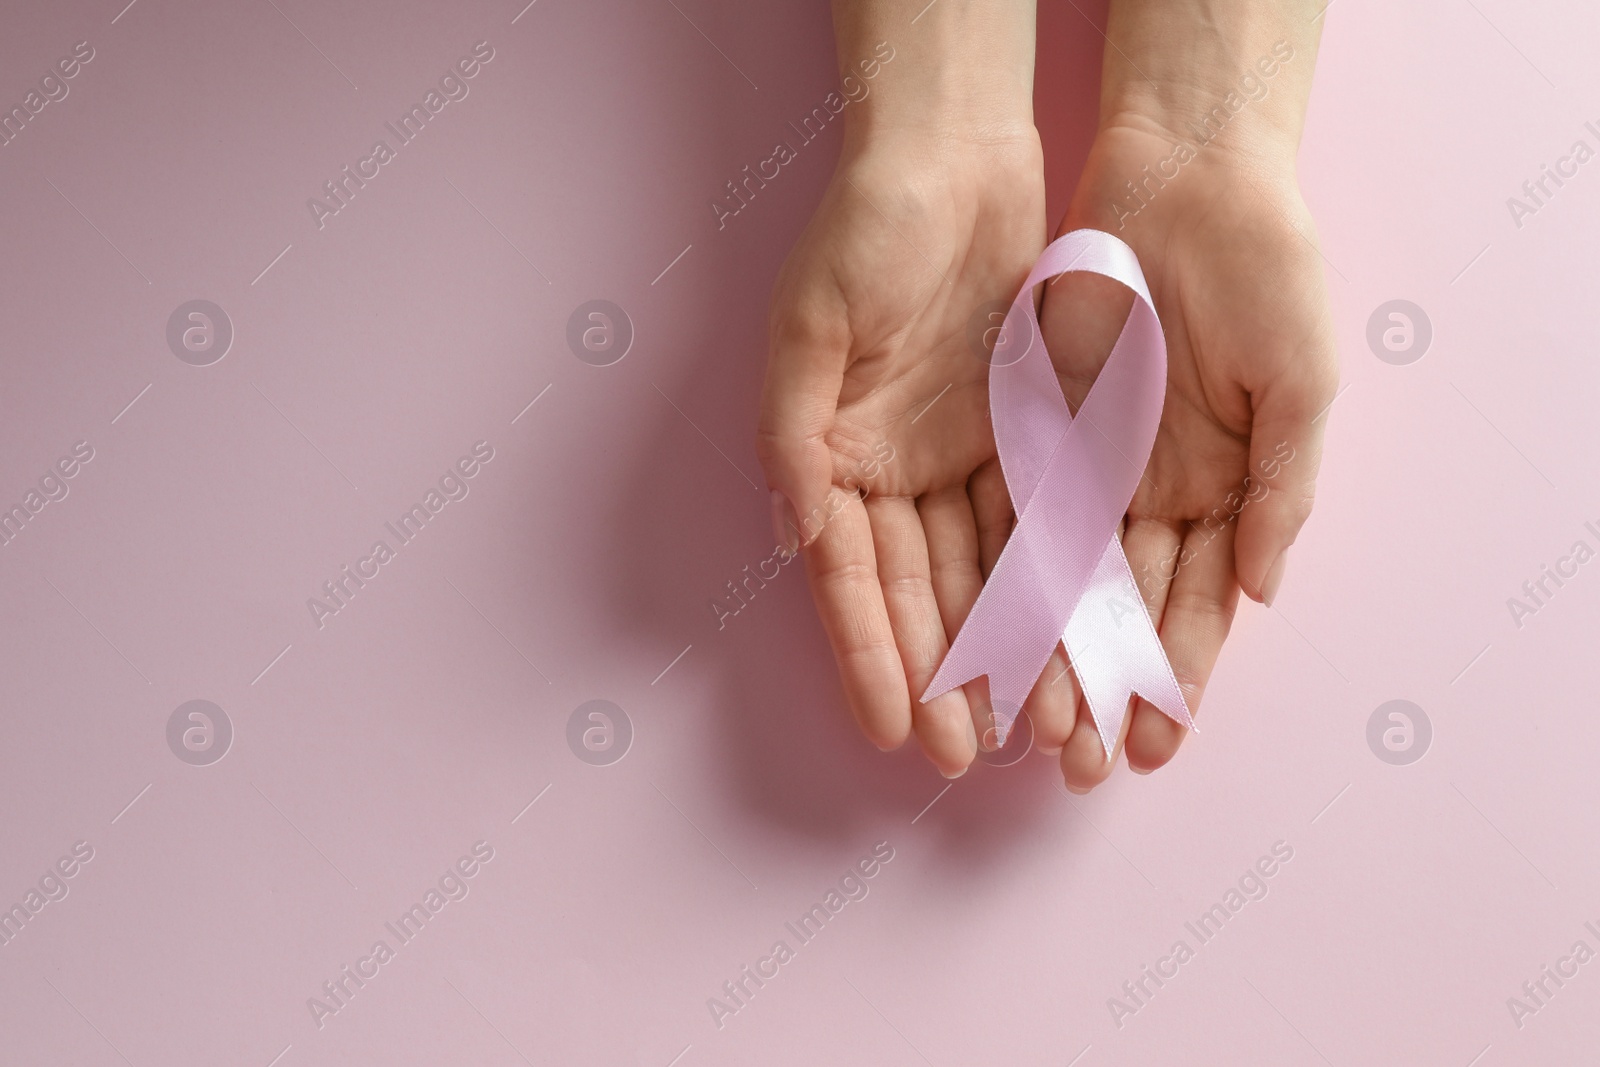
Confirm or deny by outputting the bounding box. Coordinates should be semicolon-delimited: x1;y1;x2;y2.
757;3;1044;778
1035;6;1338;790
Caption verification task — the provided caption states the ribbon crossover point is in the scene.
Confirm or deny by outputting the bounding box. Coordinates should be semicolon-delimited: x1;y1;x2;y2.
922;229;1193;757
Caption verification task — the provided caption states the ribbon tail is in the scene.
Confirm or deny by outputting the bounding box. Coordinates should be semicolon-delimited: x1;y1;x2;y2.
1062;539;1194;758
921;536;1064;748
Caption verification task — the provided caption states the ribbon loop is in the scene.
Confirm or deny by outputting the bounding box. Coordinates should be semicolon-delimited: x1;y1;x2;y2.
922;230;1193;755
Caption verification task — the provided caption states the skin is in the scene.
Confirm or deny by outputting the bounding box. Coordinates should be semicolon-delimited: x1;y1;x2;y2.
758;0;1338;788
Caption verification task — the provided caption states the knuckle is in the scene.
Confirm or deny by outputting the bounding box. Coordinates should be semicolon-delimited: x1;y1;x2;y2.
1173;672;1207;711
1166;590;1236;646
881;573;936;600
753;426;792;470
1287;490;1317;528
770;300;848;355
819;555;876;590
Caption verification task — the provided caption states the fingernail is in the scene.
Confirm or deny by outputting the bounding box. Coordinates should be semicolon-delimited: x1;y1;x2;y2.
1039;744;1064;756
941;765;968;780
1063;782;1090;795
1261;550;1288;607
978;720;1000;753
1129;764;1153;776
770;490;800;554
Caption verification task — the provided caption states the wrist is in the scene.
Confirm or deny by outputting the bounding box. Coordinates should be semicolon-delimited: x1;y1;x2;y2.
1098;1;1320;167
831;0;1037;150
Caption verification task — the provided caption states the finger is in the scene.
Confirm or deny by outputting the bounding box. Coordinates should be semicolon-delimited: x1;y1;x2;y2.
801;487;911;751
1060;678;1135;793
865;493;977;777
1234;342;1339;606
756;278;850;551
967;457;1012;579
1025;643;1078;756
1123;516;1184;626
916;486;1001;754
1126;521;1241;773
1057;517;1183;788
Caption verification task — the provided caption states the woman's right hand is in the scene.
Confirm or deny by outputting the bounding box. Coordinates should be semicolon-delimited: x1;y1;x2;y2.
757;9;1045;776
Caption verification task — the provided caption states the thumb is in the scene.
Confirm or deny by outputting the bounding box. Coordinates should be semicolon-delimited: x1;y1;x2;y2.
1234;365;1337;606
756;289;849;553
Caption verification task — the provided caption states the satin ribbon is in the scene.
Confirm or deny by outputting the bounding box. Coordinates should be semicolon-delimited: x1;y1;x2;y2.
922;229;1193;756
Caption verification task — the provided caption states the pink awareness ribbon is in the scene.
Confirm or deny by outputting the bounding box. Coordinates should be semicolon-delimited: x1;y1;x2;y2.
922;229;1194;755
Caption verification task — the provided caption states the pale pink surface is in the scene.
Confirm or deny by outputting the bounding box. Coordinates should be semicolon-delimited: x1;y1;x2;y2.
1;1;1597;1064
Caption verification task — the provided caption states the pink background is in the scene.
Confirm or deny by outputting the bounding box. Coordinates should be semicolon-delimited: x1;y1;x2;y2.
2;0;1597;1063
